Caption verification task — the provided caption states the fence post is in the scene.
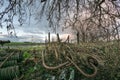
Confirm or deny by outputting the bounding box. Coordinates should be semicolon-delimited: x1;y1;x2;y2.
77;32;79;44
57;33;61;43
66;35;70;43
48;32;50;44
64;35;70;43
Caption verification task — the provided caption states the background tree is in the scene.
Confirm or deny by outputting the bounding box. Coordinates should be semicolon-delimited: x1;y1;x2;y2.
0;0;120;42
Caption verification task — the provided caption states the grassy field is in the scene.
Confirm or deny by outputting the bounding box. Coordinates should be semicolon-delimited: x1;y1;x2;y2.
4;42;44;46
0;42;120;80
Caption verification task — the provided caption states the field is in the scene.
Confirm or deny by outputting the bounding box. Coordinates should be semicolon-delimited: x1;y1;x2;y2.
0;42;120;80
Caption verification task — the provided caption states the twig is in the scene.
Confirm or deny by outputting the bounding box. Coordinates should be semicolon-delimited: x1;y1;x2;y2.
19;75;24;80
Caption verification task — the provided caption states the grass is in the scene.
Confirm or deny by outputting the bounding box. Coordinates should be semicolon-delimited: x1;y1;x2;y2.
4;42;44;46
1;41;120;80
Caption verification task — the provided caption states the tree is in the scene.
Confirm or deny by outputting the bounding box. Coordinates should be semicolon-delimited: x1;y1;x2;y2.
34;0;120;42
0;0;120;41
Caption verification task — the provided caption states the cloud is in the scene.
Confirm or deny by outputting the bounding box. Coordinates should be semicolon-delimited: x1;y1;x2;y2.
0;0;76;43
0;31;45;42
0;13;74;43
0;26;75;43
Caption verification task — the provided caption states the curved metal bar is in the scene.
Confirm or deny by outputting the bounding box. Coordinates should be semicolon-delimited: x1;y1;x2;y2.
66;56;97;78
42;51;70;70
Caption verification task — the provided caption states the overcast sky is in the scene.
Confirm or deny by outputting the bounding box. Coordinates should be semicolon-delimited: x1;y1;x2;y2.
0;0;75;43
0;15;74;42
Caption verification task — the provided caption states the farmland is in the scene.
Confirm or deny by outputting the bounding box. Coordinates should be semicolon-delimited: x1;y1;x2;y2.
0;41;120;80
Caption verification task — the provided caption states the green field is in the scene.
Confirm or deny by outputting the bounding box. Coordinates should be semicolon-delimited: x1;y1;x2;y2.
4;42;44;46
0;42;120;80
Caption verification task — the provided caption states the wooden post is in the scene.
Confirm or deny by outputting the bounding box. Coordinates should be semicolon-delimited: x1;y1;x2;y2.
57;33;61;43
77;32;79;44
68;35;70;43
48;32;50;43
67;35;70;43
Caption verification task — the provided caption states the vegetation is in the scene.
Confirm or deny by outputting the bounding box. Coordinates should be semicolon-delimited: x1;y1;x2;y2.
0;42;120;80
0;0;120;80
0;0;120;42
4;42;44;46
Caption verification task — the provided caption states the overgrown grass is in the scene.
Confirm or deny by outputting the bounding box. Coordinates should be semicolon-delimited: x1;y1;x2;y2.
1;42;120;80
4;42;44;46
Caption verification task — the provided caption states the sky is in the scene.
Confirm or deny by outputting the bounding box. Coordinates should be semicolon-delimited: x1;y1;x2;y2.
0;14;75;43
0;0;75;43
0;17;74;42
